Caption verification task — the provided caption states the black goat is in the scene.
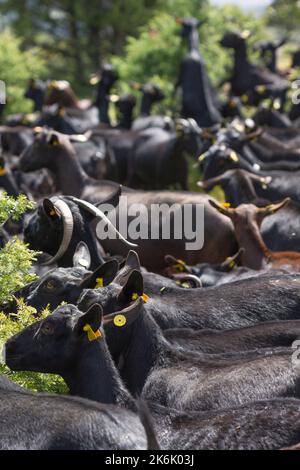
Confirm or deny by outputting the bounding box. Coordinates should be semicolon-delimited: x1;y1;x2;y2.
176;17;221;127
164;319;300;354
221;31;289;107
78;259;300;330
5;303;300;450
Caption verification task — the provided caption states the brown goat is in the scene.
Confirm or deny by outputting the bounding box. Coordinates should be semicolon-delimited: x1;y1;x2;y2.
45;81;91;109
209;198;300;271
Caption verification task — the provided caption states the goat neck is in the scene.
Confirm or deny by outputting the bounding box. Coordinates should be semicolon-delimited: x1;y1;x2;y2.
234;218;270;270
117;307;177;396
140;94;155;117
62;336;135;410
54;140;89;196
188;26;200;53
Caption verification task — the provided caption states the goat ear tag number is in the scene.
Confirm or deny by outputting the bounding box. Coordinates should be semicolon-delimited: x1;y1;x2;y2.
83;324;102;341
114;314;127;327
95;277;104;288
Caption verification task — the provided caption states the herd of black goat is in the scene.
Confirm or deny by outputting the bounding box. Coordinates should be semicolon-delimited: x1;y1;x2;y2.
2;17;300;450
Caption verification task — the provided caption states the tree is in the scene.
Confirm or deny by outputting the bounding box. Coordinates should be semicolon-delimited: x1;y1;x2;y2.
0;193;66;393
112;4;266;115
0;0;161;91
266;0;300;32
0;29;47;114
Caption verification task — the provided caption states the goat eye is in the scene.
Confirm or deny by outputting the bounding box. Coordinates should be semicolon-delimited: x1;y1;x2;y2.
42;323;54;334
44;280;57;291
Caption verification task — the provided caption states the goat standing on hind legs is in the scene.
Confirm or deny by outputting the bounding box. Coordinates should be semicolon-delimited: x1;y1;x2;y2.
209;198;300;272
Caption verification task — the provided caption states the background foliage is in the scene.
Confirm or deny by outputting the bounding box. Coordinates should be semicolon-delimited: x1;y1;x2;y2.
0;302;66;393
113;4;267;115
0;194;65;392
0;30;47;114
0;0;269;115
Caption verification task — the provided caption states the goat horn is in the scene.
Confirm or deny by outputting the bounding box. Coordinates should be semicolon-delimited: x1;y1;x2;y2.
172;273;202;288
42;198;74;265
260;197;291;215
69;197;138;248
221;248;245;269
208;199;233;216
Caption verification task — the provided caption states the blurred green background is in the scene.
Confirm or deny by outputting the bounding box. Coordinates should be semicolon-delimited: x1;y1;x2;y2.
0;0;297;115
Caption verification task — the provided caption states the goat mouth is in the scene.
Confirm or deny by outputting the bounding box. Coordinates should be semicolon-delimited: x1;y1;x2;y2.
5;353;25;370
4;349;36;371
6;356;41;373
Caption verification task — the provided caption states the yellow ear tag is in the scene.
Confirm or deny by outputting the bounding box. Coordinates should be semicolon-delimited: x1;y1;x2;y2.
114;314;127;327
95;278;103;288
141;293;150;303
225;258;236;270
174;259;186;272
223;203;231;208
241;95;248;104
0;167;6;176
256;85;266;94
83;324;102;341
198;154;206;162
131;292;150;303
229;151;239;162
273;98;281;110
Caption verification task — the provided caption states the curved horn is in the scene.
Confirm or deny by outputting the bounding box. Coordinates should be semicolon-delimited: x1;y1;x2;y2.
244;128;264;142
42;198;74;266
164;255;190;272
69;197;138;248
221;248;245;270
259;197;291;215
208;199;234;217
172;273;202;288
197;174;224;191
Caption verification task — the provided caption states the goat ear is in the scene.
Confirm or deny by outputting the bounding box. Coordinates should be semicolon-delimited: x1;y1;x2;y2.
46;133;60;146
124;250;141;271
118;270;144;303
73;242;91;270
103;298;143;329
43;199;61;219
113;251;141;286
80;259;119;289
75;304;103;336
